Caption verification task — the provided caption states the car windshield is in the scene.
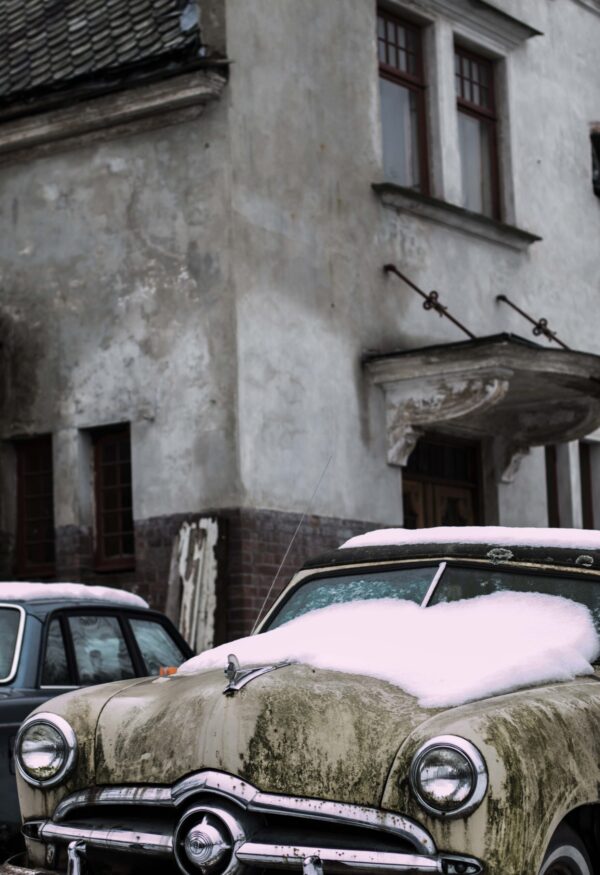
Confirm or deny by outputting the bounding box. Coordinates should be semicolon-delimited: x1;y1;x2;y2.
265;565;440;630
0;607;23;681
430;565;600;632
265;561;600;634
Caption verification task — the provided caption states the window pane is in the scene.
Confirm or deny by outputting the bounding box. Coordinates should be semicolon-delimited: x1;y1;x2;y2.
380;77;421;189
17;436;55;575
42;619;71;686
0;609;21;680
458;111;493;216
69;615;135;684
130;619;186;675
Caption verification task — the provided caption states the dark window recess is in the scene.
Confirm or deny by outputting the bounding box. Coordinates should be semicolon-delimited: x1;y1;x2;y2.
545;445;561;527
93;426;135;571
455;45;500;219
580;442;595;530
402;436;482;528
16;436;55;578
592;133;600;197
377;9;429;193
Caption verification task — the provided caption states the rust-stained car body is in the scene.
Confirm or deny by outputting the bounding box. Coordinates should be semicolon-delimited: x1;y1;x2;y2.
5;528;600;875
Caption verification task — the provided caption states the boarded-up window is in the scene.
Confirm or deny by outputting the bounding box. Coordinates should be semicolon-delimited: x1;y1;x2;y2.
92;426;135;571
16;436;55;578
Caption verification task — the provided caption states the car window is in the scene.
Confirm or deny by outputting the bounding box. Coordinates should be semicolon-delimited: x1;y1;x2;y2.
265;566;440;630
429;565;600;632
68;615;135;684
0;607;22;681
41;618;71;686
129;619;187;675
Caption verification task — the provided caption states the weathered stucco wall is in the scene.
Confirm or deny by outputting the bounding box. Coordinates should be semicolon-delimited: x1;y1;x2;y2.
226;0;600;526
0;87;238;537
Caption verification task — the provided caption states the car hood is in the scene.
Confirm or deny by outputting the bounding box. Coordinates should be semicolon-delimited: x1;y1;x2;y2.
93;663;437;805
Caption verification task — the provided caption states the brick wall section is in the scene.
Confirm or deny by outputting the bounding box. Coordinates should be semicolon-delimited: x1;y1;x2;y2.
222;508;378;641
0;508;380;644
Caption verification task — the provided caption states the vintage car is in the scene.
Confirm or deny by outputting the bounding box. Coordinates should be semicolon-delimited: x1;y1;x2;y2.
0;582;192;855
5;526;600;875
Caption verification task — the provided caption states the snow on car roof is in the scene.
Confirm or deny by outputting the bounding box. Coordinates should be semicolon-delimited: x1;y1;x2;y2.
0;582;148;608
179;592;600;708
340;526;600;552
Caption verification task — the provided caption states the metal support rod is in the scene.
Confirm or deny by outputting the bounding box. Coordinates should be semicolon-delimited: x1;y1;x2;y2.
383;264;476;339
496;294;570;350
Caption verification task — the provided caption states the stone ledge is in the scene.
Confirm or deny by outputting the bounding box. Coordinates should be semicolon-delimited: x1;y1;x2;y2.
373;182;542;252
0;69;227;161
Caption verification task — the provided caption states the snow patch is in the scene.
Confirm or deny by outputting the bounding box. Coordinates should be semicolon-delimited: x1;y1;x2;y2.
0;582;148;609
179;592;600;708
340;525;600;553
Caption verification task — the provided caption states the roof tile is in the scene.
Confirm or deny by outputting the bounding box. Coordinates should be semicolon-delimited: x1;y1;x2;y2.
0;0;203;106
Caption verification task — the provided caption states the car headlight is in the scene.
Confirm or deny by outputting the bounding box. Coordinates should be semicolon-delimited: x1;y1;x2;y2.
15;713;77;788
409;735;487;818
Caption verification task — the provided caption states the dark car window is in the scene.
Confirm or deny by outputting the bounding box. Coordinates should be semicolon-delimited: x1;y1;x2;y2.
41;618;71;686
68;615;135;684
129;619;187;675
429;565;600;632
0;607;22;681
265;566;439;630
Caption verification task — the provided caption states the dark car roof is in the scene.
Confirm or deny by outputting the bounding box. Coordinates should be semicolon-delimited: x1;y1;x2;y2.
303;527;600;573
0;582;149;613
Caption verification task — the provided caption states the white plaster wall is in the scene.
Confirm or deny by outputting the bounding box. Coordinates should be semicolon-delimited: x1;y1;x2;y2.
0;101;239;526
226;0;600;526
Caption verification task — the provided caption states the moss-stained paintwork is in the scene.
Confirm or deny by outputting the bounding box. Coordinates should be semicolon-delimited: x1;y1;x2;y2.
383;675;600;875
16;657;600;875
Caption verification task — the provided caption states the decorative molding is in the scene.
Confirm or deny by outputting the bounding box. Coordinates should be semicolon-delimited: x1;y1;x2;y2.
382;372;510;467
0;70;226;161
388;0;542;51
366;335;600;469
373;183;541;252
570;0;600;17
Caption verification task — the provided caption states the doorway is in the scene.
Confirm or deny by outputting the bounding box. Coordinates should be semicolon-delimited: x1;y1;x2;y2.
402;435;483;528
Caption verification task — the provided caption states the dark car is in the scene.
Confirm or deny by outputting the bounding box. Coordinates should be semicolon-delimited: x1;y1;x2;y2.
0;581;192;854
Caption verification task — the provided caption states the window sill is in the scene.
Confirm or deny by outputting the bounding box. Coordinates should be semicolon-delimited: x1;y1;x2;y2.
373;183;542;252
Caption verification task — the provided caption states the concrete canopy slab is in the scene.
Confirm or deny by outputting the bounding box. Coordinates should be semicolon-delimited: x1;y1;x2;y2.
365;334;600;474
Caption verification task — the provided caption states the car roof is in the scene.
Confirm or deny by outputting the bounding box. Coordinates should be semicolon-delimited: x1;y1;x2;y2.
303;526;600;572
0;582;148;610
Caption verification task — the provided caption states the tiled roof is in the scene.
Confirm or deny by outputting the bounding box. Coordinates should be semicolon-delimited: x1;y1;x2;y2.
0;0;204;108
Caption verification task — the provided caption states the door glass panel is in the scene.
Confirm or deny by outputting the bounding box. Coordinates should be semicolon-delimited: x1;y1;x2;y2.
129;619;186;675
68;615;135;684
42;618;71;686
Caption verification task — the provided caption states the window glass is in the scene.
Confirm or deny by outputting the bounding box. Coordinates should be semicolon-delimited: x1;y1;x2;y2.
93;426;135;569
265;566;440;630
377;10;427;193
0;609;22;681
129;619;186;675
458;112;493;216
41;619;71;686
380;78;421;188
429;566;600;634
16;436;55;577
68;615;135;684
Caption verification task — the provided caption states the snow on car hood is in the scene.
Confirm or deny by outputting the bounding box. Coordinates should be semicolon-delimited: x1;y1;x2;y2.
180;592;600;708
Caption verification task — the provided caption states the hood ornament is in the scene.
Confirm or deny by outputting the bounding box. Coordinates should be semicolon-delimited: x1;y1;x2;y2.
224;653;290;696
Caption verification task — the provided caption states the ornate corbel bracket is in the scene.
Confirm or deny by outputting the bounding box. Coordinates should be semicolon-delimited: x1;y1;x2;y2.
382;373;510;467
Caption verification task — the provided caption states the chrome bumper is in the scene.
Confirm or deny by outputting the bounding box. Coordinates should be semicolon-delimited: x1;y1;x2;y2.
20;770;484;875
21;822;484;875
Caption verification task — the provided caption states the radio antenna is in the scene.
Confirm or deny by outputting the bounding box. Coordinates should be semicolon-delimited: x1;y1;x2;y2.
251;455;333;634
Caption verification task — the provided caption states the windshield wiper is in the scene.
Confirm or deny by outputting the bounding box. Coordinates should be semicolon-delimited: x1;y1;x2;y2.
421;561;447;608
